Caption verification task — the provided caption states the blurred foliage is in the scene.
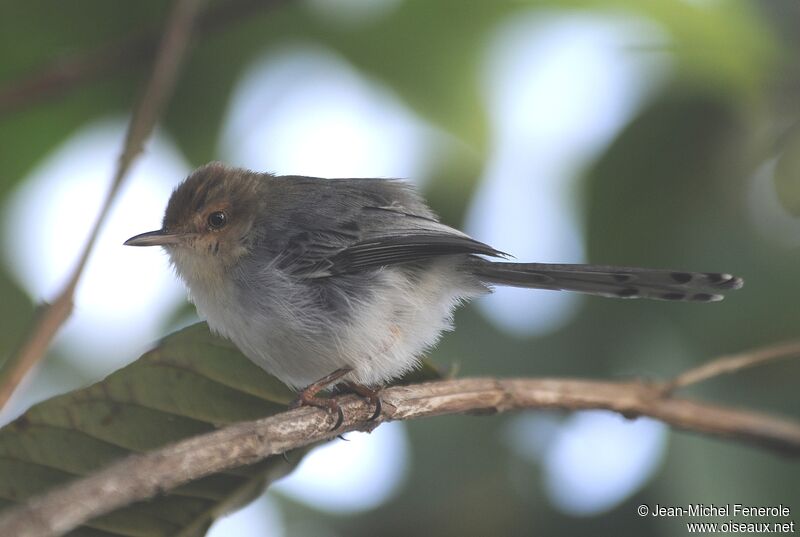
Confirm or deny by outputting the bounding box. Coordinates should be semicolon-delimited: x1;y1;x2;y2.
1;0;799;536
0;0;778;193
775;127;800;216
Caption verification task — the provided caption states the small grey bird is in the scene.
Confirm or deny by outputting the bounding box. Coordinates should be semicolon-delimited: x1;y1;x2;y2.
126;162;742;421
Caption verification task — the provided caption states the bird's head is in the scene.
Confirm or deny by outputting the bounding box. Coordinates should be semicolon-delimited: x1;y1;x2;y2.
125;162;266;282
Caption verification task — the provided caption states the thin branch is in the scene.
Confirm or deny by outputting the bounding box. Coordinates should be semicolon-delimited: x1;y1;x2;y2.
0;0;205;410
0;375;798;537
0;30;155;118
659;340;800;394
0;0;286;118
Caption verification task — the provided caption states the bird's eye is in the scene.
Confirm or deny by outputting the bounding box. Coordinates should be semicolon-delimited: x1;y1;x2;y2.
207;211;227;230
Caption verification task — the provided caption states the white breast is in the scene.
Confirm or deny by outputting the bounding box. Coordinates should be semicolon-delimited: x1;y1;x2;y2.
173;249;487;390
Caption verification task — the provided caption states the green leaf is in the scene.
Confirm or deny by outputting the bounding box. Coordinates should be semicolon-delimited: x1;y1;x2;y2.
0;322;301;537
0;322;442;536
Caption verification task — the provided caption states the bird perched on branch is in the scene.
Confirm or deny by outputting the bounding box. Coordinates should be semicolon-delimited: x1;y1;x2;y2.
126;162;742;426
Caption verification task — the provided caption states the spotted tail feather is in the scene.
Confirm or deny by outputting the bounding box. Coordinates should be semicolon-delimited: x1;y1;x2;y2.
468;260;743;302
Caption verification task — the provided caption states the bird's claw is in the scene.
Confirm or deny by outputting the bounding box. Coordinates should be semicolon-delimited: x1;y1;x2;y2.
290;392;345;430
344;381;383;421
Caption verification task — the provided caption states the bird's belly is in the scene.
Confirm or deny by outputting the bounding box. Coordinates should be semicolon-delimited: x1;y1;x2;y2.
199;263;487;390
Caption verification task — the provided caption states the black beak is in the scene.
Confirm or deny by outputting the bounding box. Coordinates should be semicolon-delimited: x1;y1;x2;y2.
124;228;183;247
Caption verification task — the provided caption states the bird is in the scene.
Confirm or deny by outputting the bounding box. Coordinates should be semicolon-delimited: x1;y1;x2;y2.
125;162;743;425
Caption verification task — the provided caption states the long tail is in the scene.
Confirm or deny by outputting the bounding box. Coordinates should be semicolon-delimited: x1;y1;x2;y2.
467;259;743;302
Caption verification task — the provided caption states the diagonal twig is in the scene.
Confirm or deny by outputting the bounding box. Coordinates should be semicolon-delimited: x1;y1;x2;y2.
0;374;797;537
0;0;206;410
659;339;800;395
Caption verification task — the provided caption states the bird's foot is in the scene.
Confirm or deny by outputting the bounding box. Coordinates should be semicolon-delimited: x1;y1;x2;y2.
344;382;383;421
290;368;353;430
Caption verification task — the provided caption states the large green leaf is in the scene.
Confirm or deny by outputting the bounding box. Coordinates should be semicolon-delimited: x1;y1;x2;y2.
0;321;442;536
0;322;300;537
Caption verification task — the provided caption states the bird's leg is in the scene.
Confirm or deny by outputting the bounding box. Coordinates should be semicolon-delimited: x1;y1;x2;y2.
343;381;383;421
290;367;352;430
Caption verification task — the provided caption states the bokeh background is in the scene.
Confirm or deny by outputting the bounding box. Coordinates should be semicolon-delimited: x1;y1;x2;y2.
1;0;799;535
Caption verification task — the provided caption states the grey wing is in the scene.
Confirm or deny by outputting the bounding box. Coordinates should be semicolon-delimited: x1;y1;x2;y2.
320;224;506;276
265;176;505;278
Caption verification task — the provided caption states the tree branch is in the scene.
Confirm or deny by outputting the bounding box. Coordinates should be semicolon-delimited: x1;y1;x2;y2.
659;339;800;394
0;0;204;410
0;375;797;537
0;0;287;118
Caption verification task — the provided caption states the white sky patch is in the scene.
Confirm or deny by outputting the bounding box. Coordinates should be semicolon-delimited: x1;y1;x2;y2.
467;13;670;336
271;421;409;513
542;411;667;516
505;410;667;516
219;44;433;183
208;494;285;537
2;118;188;377
747;159;800;248
206;495;286;537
